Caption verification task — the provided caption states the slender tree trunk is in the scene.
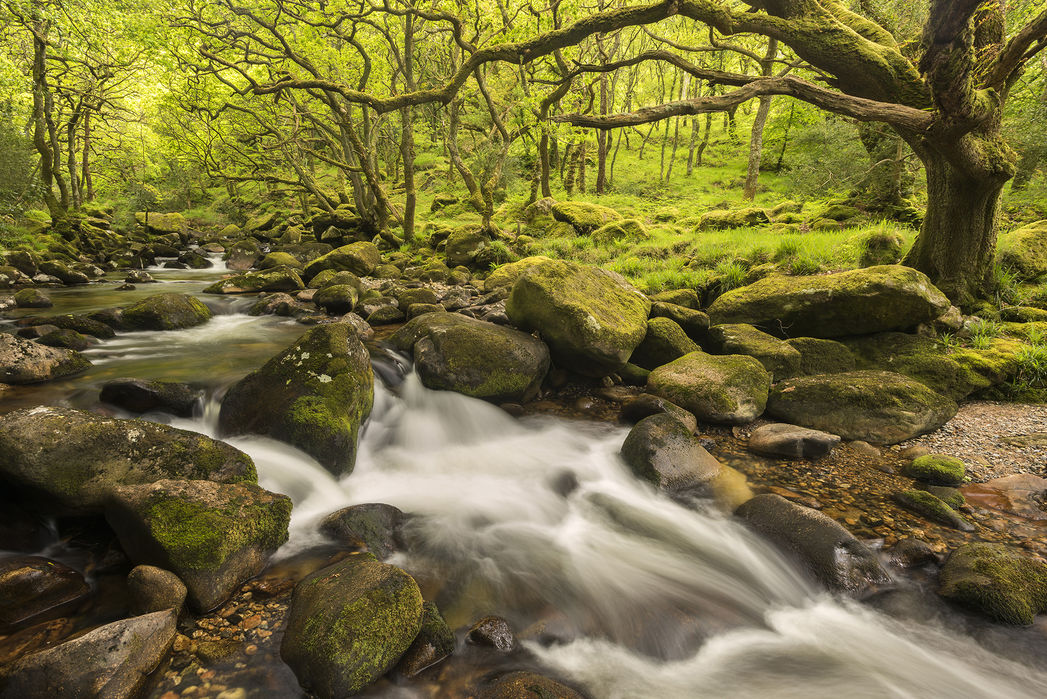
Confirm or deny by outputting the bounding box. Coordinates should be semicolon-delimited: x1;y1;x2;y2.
30;4;63;222
743;39;777;200
81;111;94;202
774;102;795;172
400;12;416;244
596;76;608;193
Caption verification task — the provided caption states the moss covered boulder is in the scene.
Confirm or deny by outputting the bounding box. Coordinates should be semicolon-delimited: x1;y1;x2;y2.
767;370;957;444
735;494;891;595
105;479;291;611
706;323;801;380
225;238;263;271
696;207;770;231
259;251;304;271
505;259;650;376
135;211;186;236
281;554;424;698
649;301;710;340
620;414;722;491
997;220;1047;282
309;269;363;291
122;293;213;330
646;351;770;425
218;323;374;476
313;284;360;315
0;407;256;512
389;313;549;402
444;228;490;268
785;337;856;375
938;543;1047;625
0;333;90;384
13;288;52;309
629;317;699;370
550;201;623;234
303;241;381;279
892;489;974;532
649;288;701;310
592;218;648;244
708;265;951;338
483;255;553;292
203;267;305;294
396;601;455;678
901;454;966;486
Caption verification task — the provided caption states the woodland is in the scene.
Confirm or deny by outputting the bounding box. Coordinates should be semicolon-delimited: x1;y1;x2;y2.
3;1;1047;698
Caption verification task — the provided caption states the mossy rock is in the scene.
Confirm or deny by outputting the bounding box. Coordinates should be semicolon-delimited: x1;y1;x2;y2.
483;256;554;292
648;302;710;341
620;413;722;491
259;252;303;271
280;554;424;697
135;212;186;235
892;489;974;531
767;370;957;445
303;242;381;279
309;269;362;291
999;306;1047;323
313;284;359;315
785;337;856;376
705;323;801;380
858;230;904;267
319;503;405;559
901;454;966;486
845;332;1019;401
696;207;770;231
938;543;1047;625
708;265;951;338
99;378;201;417
397;601;455;677
592;218;648;244
0;333;90;384
204;267;305;295
26;313;116;339
997;220;1047;282
506;259;650;377
13;288;52;308
37;328;91;351
0;406;255;512
550;201;623;234
646;351;770;425
224;239;262;271
444;228;490;268
122;293;212;330
105;479;291;611
649;288;701;310
817;203;861;221
218;323;374;476
245;211;281;233
389;313;549;402
38;260;89;285
629;317;699;370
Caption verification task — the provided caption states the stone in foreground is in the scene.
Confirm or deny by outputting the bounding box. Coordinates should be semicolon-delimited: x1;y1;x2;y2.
646;351;770;425
766;370;957;445
735;494;891;595
219;323;374;476
0;609;176;699
620;414;722;491
281;554;423;698
506;259;649;377
708;265;951;338
389;313;549;402
748;423;840;460
938;543;1047;625
0;332;90;384
105;479;291;612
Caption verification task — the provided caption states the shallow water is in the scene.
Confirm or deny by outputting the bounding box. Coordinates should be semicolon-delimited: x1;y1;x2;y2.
5;264;1047;697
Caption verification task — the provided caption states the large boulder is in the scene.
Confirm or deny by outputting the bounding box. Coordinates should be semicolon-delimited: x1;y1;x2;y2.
313;284;360;315
707;266;951;338
505;259;650;377
203;267;305;294
444;228;489;268
218;323;374;476
225;238;263;271
319;503;406;560
0;333;90;384
766;370;957;444
0;406;256;512
136;211;186;235
122;293;212;331
705;323;801;380
646;351;770;425
735;494;891;595
483;255;554;292
938;543;1047;625
550;201;622;234
0;610;176;699
281;555;424;698
785;337;856;375
629;317;699;370
620;414;722;491
389;313;549;402
303;242;381;279
996;220;1047;281
105;479;291;611
696;207;770;230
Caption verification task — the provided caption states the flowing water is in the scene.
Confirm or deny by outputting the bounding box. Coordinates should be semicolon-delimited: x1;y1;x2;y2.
4;260;1047;697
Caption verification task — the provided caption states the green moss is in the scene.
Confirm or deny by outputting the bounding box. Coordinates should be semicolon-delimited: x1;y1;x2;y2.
893;489;973;531
696;207;770;231
551;201;623;234
902;454;966;486
647;351;770;424
592;218;648;245
203;267;305;294
786;337;857;375
123;293;213;331
630;317;699;370
939;543;1047;625
259;252;303;270
707;323;801;379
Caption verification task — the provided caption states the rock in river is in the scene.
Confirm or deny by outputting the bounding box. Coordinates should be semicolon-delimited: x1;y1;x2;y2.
646;351;770;425
0;332;90;384
0;406;256;512
620;413;722;491
938;543;1047;625
281;554;423;698
0;556;90;632
219;322;374;476
121;293;212;330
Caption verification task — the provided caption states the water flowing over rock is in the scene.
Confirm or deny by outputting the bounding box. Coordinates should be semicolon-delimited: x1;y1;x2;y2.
105;479;291;611
505;259;649;377
0;609;176;699
0;407;256;512
0;333;90;384
218;322;374;476
708;265;951;338
620;414;722;491
281;554;423;698
390;313;549;402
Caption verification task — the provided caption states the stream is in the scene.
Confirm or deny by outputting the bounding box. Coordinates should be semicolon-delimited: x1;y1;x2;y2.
3;258;1047;698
